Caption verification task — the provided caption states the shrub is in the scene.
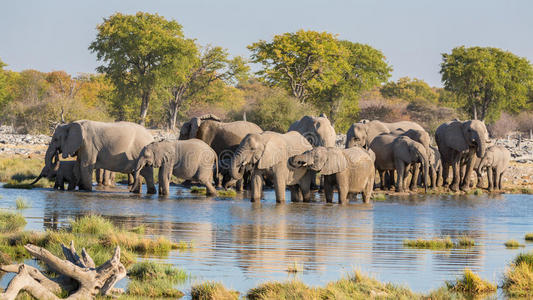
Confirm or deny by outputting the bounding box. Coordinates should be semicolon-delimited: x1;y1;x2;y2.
0;211;26;233
505;240;525;248
446;269;496;295
488;112;518;138
191;281;239;300
70;215;115;236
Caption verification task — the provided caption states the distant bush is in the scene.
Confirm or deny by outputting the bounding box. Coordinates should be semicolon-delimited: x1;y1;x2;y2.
517;112;533;136
358;99;408;123
232;81;314;132
488;112;518;138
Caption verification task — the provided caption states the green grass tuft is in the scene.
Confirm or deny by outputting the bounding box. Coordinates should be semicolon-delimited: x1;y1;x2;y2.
70;215;115;236
0;156;43;183
445;269;496;296
505;240;525;248
525;233;533;241
127;278;185;298
15;197;30;209
190;186;207;194
0;211;26;233
503;252;533;297
403;237;454;249
404;236;475;249
456;236;475;247
191;281;239;300
473;188;483;195
129;225;145;235
218;189;237;197
177;240;194;251
247;280;321;300
128;261;187;282
372;193;386;201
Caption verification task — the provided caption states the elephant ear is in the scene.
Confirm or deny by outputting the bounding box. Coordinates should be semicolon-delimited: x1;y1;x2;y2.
321;148;348;175
258;138;285;170
63;122;83;157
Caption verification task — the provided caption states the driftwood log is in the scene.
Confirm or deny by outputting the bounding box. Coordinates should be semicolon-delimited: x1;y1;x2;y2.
0;241;126;300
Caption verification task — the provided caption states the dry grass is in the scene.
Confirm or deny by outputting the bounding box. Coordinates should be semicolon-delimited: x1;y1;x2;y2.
446;269;496;296
191;281;239;300
525;233;533;241
15;197;30;209
505;240;525;248
403;236;475;249
286;261;303;273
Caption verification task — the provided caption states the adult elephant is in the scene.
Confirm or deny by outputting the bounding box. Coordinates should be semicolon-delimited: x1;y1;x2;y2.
43;120;156;193
370;133;429;192
229;131;313;203
345;120;424;149
435;120;489;192
390;128;431;189
179;114;262;189
288;114;336;147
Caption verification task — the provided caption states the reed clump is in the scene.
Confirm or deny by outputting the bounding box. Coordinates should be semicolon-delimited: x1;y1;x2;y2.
191;281;239;300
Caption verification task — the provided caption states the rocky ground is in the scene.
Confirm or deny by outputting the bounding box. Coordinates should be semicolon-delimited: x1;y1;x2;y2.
0;125;531;190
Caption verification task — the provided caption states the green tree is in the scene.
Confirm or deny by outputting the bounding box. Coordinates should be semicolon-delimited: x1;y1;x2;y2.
380;77;437;102
441;46;533;121
165;45;249;129
89;12;195;125
248;30;347;103
316;40;392;130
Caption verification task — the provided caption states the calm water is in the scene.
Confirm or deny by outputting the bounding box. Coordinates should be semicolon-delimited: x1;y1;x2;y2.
1;184;532;298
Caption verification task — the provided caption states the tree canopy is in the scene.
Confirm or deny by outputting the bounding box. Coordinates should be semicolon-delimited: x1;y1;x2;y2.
380;77;437;102
248;30;347;103
89;12;196;125
440;46;533;121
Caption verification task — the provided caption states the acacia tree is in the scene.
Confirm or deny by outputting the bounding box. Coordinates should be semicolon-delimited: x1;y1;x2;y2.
89;12;195;125
248;30;347;103
441;46;533;121
165;46;249;129
380;77;437;102
316;40;392;127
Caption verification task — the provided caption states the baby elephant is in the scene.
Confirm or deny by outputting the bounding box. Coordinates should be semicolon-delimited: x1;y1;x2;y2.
476;145;510;191
31;154;79;190
132;139;218;196
290;146;375;204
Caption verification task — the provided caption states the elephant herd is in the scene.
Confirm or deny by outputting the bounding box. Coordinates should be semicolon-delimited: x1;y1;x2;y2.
32;114;511;204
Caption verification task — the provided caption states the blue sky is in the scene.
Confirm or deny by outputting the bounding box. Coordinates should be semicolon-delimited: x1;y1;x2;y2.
1;0;531;87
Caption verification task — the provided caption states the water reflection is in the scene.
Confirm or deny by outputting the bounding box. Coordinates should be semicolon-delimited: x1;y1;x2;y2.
0;184;531;294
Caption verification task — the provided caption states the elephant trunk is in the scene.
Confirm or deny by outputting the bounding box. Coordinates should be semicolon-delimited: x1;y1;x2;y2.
130;157;146;192
44;145;59;172
30;174;43;185
476;135;486;159
415;146;429;193
230;149;245;181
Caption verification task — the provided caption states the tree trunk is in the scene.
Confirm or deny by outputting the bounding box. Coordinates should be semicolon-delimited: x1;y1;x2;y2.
0;241;126;299
472;102;478;120
139;90;150;126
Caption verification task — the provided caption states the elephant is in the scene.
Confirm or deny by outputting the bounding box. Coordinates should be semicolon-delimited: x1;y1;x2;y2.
370;134;429;192
476;145;510;191
288;114;336;147
95;169;115;187
43;120;156;193
31;153;79;190
132;139;218;196
229;131;313;203
345;120;424;149
435;120;489;192
179;114;262;190
289;146;375;204
390;128;431;189
429;145;442;188
289;114;337;190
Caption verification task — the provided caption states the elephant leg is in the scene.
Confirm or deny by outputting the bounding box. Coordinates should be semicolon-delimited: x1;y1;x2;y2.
157;165;171;196
290;186;302;202
487;167;494;191
324;182;334;203
460;154;474;192
476;168;484;188
250;171;263;202
128;173;134;186
78;166;93;191
430;166;437;189
298;172;313;202
363;177;373;203
236;179;244;192
102;170;110;186
450;159;460;192
140;166;156;194
379;170;386;190
273;174;286;204
395;162;405;192
498;171;504;190
441;163;450;187
410;163;420;191
95;169;103;186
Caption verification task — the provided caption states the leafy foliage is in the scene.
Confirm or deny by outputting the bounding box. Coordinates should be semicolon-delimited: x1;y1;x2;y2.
441;46;533;122
89;12;196;125
381;77;438;102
